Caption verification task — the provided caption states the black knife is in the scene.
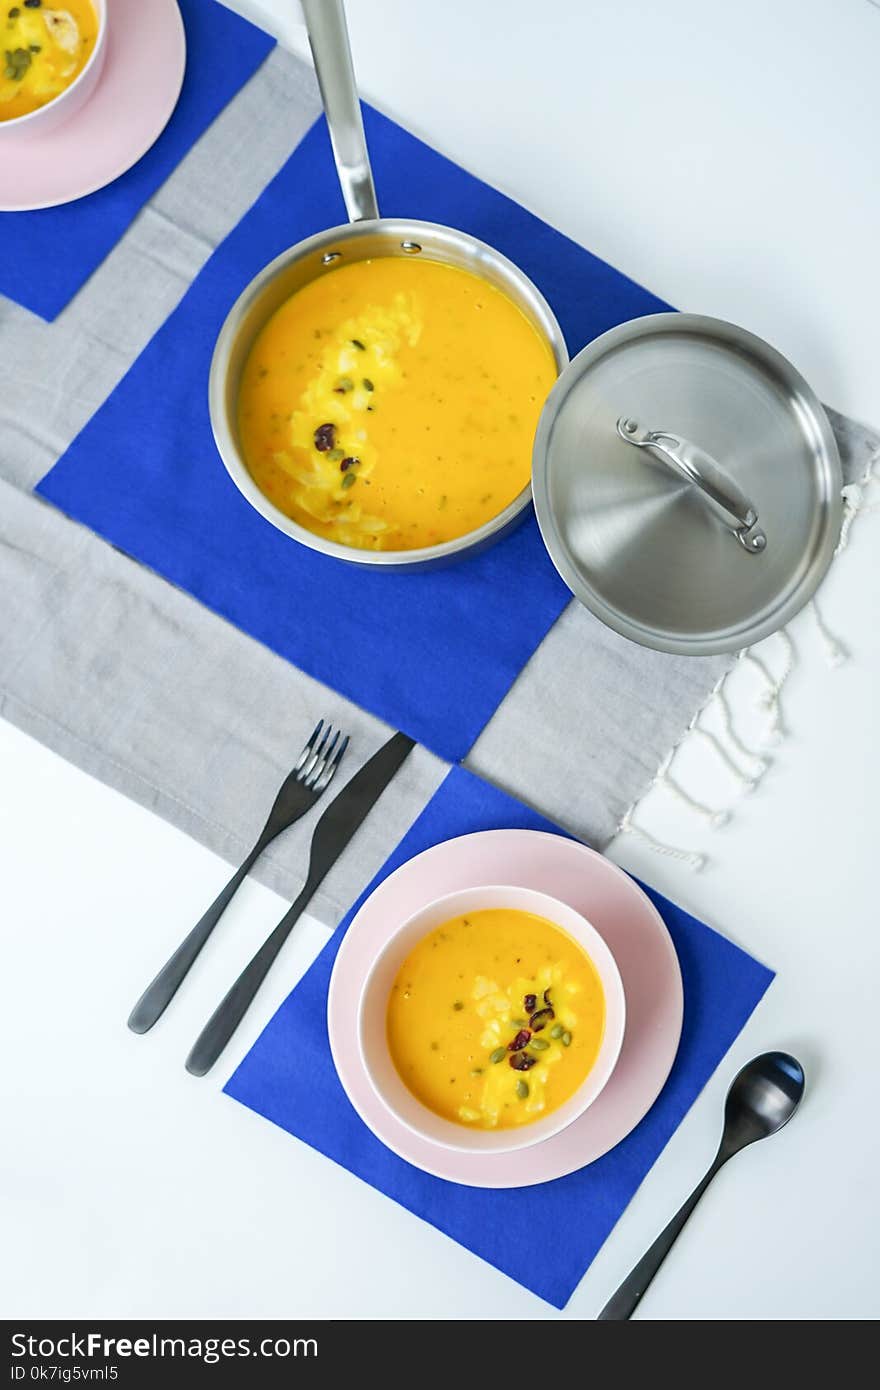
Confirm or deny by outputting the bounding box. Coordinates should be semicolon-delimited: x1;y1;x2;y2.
185;731;415;1076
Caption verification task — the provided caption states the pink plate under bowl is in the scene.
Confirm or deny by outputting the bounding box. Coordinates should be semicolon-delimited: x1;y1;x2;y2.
328;829;684;1189
0;0;186;212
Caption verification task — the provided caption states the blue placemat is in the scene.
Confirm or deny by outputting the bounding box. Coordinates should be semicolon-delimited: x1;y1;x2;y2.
1;0;274;320
37;105;669;762
226;765;774;1309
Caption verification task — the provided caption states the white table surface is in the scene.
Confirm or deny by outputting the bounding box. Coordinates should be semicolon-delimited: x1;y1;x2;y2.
2;0;878;1321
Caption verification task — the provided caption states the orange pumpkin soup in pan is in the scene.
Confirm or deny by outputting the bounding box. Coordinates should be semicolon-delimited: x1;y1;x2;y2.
237;257;557;551
386;907;606;1130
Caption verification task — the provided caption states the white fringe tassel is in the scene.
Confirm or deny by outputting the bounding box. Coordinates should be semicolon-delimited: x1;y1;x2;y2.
808;597;847;667
616;448;878;869
743;628;795;746
655;749;730;828
619;808;706;871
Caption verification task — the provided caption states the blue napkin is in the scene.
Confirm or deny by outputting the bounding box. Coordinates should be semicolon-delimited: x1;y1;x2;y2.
37;105;669;761
0;0;274;320
225;765;774;1309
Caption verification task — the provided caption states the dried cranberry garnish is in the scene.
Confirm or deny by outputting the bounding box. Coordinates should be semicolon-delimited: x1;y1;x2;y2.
509;1051;537;1071
543;988;553;1005
340;456;359;472
314;423;336;452
524;993;537;1013
507;1028;531;1052
529;1007;555;1032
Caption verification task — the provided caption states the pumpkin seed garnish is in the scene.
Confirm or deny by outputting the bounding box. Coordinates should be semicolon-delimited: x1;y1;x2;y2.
334;376;354;393
341;473;357;490
489;1047;507;1065
529;1037;549;1051
4;45;30;79
470;1067;483;1076
328;447;344;461
350;338;366;351
562;1030;572;1047
452;1000;464;1011
509;1050;536;1071
550;1023;564;1039
529;1006;554;1032
516;1080;529;1100
362;377;374;391
510;1017;526;1028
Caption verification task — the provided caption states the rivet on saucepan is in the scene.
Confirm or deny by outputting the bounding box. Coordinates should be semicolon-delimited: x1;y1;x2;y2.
321;251;342;265
401;241;422;255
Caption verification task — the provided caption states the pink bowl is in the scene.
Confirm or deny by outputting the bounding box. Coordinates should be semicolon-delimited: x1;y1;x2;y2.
0;0;108;143
357;884;626;1156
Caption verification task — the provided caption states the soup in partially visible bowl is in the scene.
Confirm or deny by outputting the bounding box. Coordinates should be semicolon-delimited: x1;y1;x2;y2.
236;255;558;553
1;1;100;125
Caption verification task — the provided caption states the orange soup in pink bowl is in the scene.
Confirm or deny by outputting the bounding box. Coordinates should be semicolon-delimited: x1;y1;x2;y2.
0;0;107;140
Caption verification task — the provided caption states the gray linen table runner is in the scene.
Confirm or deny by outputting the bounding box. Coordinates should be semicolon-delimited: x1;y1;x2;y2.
1;49;877;925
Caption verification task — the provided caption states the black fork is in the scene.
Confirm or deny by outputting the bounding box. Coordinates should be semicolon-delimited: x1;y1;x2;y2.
127;720;349;1034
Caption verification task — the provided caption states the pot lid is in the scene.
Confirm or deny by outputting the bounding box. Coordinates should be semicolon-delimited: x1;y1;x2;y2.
532;313;842;656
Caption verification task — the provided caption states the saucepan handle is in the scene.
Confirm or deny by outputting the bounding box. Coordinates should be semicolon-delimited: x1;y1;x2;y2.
301;0;380;223
616;417;767;554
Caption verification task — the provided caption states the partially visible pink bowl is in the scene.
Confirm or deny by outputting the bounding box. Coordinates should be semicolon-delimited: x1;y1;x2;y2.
357;884;627;1157
0;0;108;143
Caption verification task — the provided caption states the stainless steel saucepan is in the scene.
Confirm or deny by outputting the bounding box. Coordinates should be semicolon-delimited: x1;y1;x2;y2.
208;0;567;571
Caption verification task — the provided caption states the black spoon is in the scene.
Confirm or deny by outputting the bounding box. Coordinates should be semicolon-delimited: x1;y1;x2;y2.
598;1050;806;1320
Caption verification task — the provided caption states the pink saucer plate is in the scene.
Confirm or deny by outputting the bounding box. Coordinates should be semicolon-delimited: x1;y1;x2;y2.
328;829;683;1189
0;0;186;212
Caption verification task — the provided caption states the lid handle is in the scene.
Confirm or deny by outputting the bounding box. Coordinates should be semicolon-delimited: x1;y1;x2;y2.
616;418;767;554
